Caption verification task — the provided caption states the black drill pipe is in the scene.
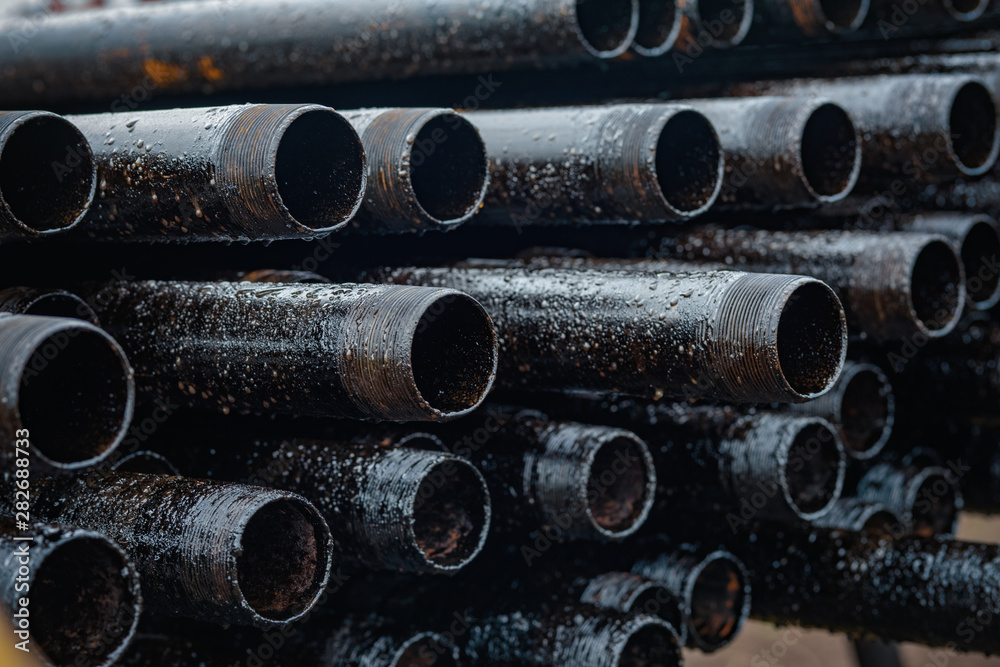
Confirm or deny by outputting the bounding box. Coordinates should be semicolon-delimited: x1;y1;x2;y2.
629;0;687;56
661;228;966;341
856;463;963;538
675;0;755;49
463;604;682;666
868;0;990;24
732;525;1000;653
685;97;861;208
341;108;489;233
552;400;848;523
896;213;1000;310
810;498;902;534
577;572;688;646
0;111;95;240
463;104;723;225
0;314;134;474
81;280;498;422
455;410;656;542
728;74;1000;182
374;263;847;403
26;471;333;627
314;619;460;667
0;519;141;667
0;0;640;106
756;0;871;36
64;104;367;243
631;545;751;652
0;287;99;324
787;360;895;460
155;432;492;574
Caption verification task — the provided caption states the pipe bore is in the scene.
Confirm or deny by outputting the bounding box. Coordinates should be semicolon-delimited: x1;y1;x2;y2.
30;534;140;667
961;218;1000;308
409;114;489;225
800;103;861;201
781;421;844;518
413;459;491;569
818;0;869;31
274;109;367;231
776;281;847;399
586;436;656;538
696;0;755;46
839;364;894;458
948;82;999;176
393;632;457;667
689;553;751;651
908;469;962;538
410;293;498;417
655;110;723;216
15;320;133;470
910;239;964;335
0;112;95;235
632;0;682;56
943;0;989;20
618;621;680;667
575;0;639;57
236;498;331;622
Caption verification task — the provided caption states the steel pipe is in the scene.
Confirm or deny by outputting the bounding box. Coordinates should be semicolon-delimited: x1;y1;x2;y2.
82;280;498;421
375;263;847;402
0;519;141;667
65;105;367;243
0;287;99;324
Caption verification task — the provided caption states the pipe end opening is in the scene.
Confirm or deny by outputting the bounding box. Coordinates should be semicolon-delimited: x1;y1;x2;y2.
655;110;722;216
409;114;488;225
275;110;366;231
575;0;638;57
0;114;95;234
800;103;860;201
909;239;964;336
690;555;749;650
839;366;893;458
783;421;844;518
587;436;655;538
949;82;999;175
411;294;497;417
236;498;329;622
413;459;490;570
776;281;847;398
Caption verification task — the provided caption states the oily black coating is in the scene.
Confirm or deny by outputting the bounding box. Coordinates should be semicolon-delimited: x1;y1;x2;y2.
81;280;498;422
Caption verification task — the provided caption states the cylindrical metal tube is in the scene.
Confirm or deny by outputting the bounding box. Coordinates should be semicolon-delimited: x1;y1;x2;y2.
788;360;895;460
341;108;489;233
856;464;963;538
82;280;498;421
27;471;333;627
0;519;141;667
632;547;752;652
464;411;656;541
464;104;723;225
321;620;460;667
376;264;847;402
664;228;966;341
756;0;871;36
0;0;640;105
578;572;688;645
65;105;367;243
0;111;95;240
165;432;492;574
630;0;686;56
686;97;861;208
570;401;847;522
735;526;1000;652
676;0;755;48
0;287;99;324
810;498;902;534
867;0;989;23
896;213;1000;310
730;74;1000;180
463;605;682;666
0;314;134;473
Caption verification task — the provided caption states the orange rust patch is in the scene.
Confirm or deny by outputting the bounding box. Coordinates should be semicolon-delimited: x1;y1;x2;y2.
142;59;188;85
198;56;224;81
